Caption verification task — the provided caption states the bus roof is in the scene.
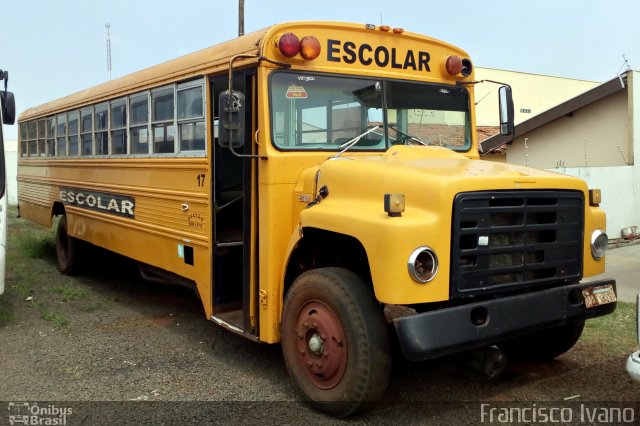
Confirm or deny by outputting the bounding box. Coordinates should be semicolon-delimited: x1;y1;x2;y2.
20;21;470;122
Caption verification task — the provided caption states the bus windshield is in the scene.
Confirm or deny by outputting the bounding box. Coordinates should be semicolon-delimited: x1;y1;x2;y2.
270;71;471;152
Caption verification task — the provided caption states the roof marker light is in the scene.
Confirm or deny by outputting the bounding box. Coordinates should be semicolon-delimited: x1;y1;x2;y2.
380;25;391;32
393;28;405;34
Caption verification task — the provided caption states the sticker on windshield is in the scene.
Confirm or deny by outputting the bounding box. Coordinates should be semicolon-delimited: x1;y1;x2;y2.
286;84;308;99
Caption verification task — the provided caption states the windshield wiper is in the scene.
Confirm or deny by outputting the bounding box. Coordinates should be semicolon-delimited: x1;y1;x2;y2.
388;125;433;146
332;125;381;158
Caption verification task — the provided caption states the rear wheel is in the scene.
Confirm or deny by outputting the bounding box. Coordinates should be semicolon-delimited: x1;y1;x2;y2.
281;267;391;418
55;215;79;275
498;320;585;362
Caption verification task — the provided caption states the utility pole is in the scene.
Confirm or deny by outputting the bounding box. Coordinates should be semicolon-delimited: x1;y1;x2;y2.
238;0;244;37
105;23;112;80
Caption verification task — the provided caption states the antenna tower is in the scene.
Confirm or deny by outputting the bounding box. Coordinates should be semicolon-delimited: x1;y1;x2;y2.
106;23;112;80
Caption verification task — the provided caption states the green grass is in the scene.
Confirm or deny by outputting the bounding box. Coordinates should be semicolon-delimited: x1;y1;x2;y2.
40;310;69;328
15;231;56;259
83;302;109;312
0;300;16;325
583;301;638;352
52;285;87;302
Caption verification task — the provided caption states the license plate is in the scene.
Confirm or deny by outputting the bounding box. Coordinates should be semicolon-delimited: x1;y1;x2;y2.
582;284;617;308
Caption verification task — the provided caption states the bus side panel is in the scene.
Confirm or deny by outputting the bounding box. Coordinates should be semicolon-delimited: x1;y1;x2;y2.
17;158;214;318
66;208;212;317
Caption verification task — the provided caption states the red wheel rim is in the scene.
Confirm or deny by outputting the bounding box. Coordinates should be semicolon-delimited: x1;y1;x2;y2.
292;299;347;389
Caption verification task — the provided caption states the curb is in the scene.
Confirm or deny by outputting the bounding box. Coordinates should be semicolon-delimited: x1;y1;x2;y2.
608;238;640;250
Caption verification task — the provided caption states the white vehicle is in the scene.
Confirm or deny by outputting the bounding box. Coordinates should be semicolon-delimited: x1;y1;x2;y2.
0;69;15;295
627;293;640;382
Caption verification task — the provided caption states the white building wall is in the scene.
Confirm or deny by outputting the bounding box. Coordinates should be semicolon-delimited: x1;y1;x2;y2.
505;90;629;168
557;166;636;238
474;68;600;127
547;71;640;238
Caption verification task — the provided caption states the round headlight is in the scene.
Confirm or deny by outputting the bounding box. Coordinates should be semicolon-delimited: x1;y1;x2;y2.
408;246;438;283
591;230;608;260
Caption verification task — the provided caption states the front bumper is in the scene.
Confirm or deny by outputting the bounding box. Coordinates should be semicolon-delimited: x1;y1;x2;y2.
393;279;617;361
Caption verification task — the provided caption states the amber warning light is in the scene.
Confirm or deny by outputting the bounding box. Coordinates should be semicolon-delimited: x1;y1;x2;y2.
277;33;321;60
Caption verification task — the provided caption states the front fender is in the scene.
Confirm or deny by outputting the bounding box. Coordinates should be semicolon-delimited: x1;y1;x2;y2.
299;197;452;304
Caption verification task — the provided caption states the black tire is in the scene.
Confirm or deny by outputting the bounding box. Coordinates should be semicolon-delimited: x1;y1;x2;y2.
281;267;391;418
55;215;79;275
498;320;585;362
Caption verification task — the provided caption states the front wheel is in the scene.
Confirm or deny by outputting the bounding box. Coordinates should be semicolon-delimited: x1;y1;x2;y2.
498;320;585;362
281;267;391;418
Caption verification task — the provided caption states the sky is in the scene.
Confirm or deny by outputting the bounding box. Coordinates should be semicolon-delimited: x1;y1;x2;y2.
2;0;640;140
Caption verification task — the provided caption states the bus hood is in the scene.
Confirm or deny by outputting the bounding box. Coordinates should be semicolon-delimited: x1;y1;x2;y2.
312;145;589;207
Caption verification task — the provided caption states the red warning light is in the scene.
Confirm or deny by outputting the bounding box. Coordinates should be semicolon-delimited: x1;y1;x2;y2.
278;33;301;58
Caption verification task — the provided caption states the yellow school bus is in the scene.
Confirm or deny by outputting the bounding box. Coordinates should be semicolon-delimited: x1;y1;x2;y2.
18;21;616;416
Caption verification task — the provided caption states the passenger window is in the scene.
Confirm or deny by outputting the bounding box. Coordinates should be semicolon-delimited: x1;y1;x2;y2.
110;98;127;154
56;114;67;156
177;84;205;152
68;111;79;157
80;107;93;156
94;103;109;155
130;93;149;154
152;87;175;153
46;117;55;156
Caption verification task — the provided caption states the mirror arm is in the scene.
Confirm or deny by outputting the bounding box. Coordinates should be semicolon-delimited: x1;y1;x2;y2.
224;54;268;159
457;79;511;88
228;143;266;160
223;52;291;159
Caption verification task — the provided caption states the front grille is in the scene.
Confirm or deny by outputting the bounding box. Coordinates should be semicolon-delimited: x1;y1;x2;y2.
451;190;584;297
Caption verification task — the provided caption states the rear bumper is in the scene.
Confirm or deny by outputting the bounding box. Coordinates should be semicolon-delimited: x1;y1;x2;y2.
393;279;616;361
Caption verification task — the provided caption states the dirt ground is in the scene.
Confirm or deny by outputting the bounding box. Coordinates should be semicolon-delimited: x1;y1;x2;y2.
0;209;638;425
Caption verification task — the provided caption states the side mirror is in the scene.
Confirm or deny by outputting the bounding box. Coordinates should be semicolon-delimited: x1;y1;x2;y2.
498;85;514;136
218;90;245;148
1;91;15;125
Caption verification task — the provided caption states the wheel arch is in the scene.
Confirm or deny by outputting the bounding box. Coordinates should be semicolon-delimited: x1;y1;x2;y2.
283;227;374;298
51;201;66;218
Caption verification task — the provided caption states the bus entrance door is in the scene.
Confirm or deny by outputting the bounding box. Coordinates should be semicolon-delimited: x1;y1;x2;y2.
210;73;257;338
